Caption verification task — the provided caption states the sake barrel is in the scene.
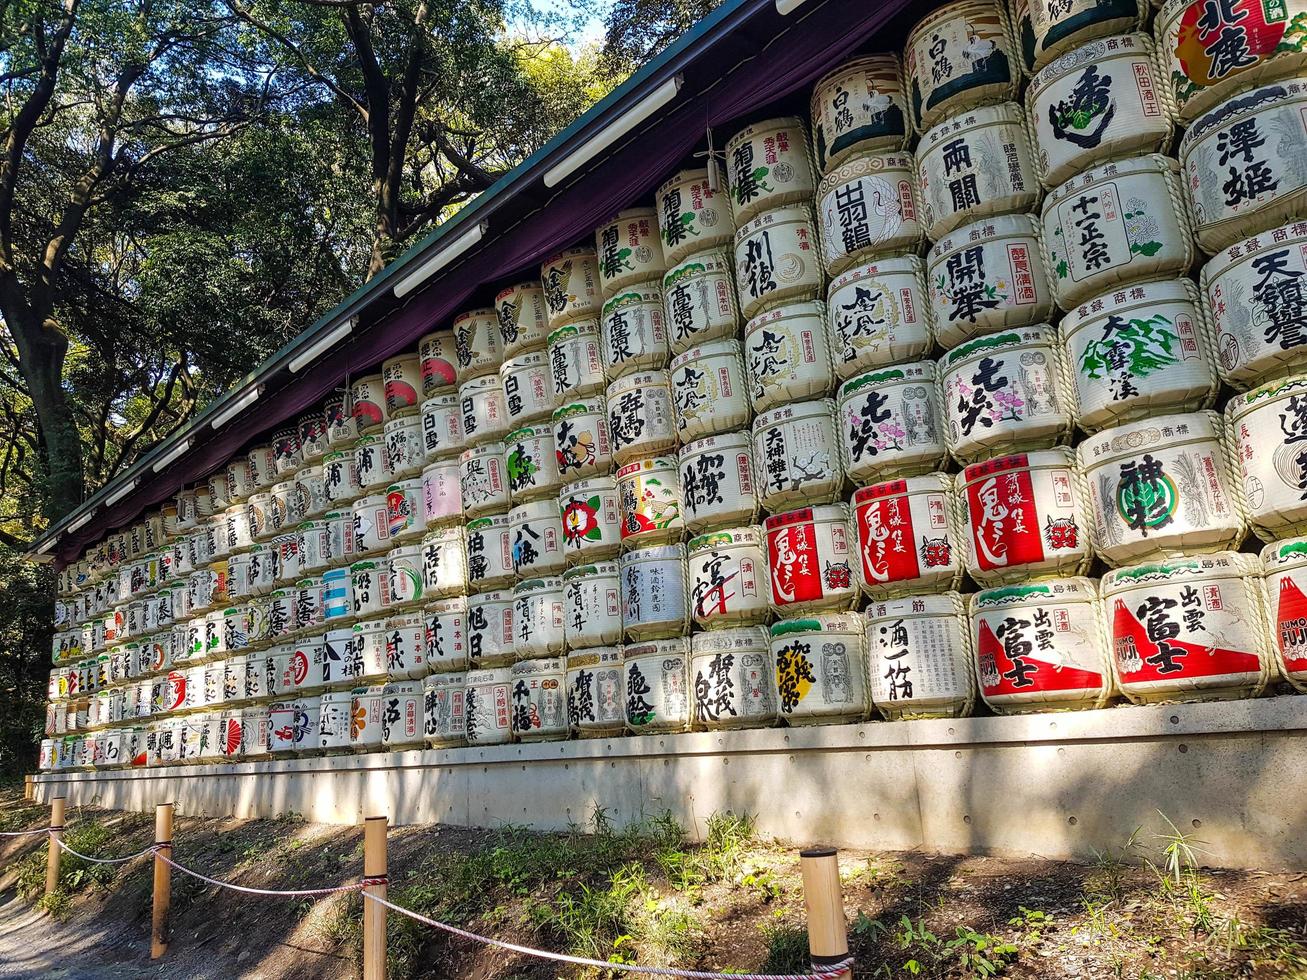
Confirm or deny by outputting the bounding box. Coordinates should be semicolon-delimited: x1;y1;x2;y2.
386;543;424;609
679;431;760;533
971;578;1115;712
317;689;353;752
296;465;329;519
927;214;1055;348
347;377;385;437
224;503;254;554
295;577;324;635
419;395;461;464
322;510;359;569
541;247;601;330
351;493;391;556
321;627;351;688
298;409;329;465
865;592;976;720
272;427;302;480
324;392;359;449
349;685;386;751
657;168;734;266
452;308;504;383
383;415;424;479
688;526;769;628
752;399;844;511
769;615;869;725
619;544;689;641
763;505;858;614
1043;155;1195;310
419;526;467;599
346;618;388;686
828;257;933;381
272;481;304;536
223;652;248;704
1259;536;1307;690
1079;410;1247;563
508;657;568;741
560;475;622;563
1228;373;1307;539
600;285;670;381
851;473;964;598
551;394;611;480
247;491;273;544
425;596;468;672
505;424;563;503
509;498;566;578
459;442;510;518
811;54;912;174
321;568;354;627
725;117;816;226
616;457;684;548
547;319;606;401
595;208;666;299
1104;552;1272;703
459;374;510;447
566;647;624;735
248;443;278;491
837;362;948;483
381;681;424;748
500;351;555;429
382;354;421;416
904;0;1021;131
663;250;739;355
222;605;253;654
818;151;923;275
467;589;515;667
494;281;551;357
623;637;690;732
354;433;392;492
607;370;677;465
385;479;424;544
322;449;360;507
734;206;824;321
423;671;467;746
421;459;462;528
940;325;1075;462
464;667;512;745
289;634;328;695
668;339;749;443
562;562;622;649
465;514;514;592
267;587;299;645
690;627;777;729
744;301;836;414
1028;33;1174;190
1022;0;1148;72
418;330;459;396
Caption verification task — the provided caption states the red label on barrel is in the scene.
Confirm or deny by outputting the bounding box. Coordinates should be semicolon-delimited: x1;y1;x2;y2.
1111;598;1260;681
976;613;1102;696
853;486;919;586
1276;576;1307;671
966;466;1043;572
766;518;823;606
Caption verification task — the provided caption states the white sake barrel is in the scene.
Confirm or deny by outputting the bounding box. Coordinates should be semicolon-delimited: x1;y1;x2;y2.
812;54;912;174
459;442;510;518
188;568;226;615
465;514;514;591
266;588;298;645
927;214;1055;348
247;491;273;543
383;415;424;479
971;577;1114;712
297;522;332;575
459;374;509;447
752;399;844;511
384;479;424;544
223;653;248;704
346;618;388;686
494;281;550;358
272;481;304;535
351;493;391;556
381;681;424;748
386;543;424;609
734;206;824;321
467;589;515;667
323;392;359;450
905;0;1021;131
726;117;817;226
657;168;734;266
222;606;253;653
917;103;1039;241
420;393;462;462
452;308;504;383
272;426;302;479
619;544;688;641
322;449;360;507
425;596;468;672
420;459;462;529
679;431;759;533
851;473;964;598
827;257;932;381
1079;410;1247;563
317;689;353;751
553;397;613;482
321;567;353;627
382;354;421;417
1020;0;1148;73
663;250;738;355
562;562;622;649
1229;373;1307;539
296;465;329;519
225;551;254;602
1104;552;1272;703
298;409;329;464
348;685;386;751
509;498;566;578
959;449;1095;585
865;592;975;720
940;324;1075;462
354;433;392;493
566;647;624;735
623;637;690;732
837;362;948;483
817;151;923;275
295;577;324;635
541;248;601;330
607;369;677;465
763;504;857;614
691;627;777;729
596;208;666;299
248;443;278;491
546;319;606;401
323;510;360;567
206;477;229;518
601;284;669;381
688;526;769;628
464;667;512;745
290;635;328;695
500;351;555;428
505;424;562;502
1260;536;1307;691
512;577;565;659
175;488;198;533
1043;154;1194;310
560;475;622;563
224;503;254;554
509;657;568;741
418;526;466;599
769;614;868;725
616;457;684;549
321;627;351;689
668;339;749;443
418;330;458;396
744;301;835;414
423;671;467;746
349;374;386;434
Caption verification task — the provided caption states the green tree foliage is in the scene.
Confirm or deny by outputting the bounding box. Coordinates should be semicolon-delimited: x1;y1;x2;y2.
601;0;722;72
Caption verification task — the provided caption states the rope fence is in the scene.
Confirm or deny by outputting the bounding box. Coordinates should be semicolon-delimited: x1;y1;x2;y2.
51;834;155;865
0;825;53;837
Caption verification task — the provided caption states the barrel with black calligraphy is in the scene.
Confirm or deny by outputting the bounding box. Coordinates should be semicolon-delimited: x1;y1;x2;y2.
663;249;739;355
818;152;923;276
384;415;424;479
811;54;912;174
601;285;669;380
688;527;769;629
547;320;606;401
459;443;510;519
347;618;389;686
865;592;975;720
606;370;677;466
1228;373;1307;539
459;374;510;448
734;207;824;322
752;399;844;512
744;301;835;414
508;657;568;742
505;424;562;503
464;668;513;745
382;681;424;748
494;282;550;358
619;544;689;642
541;248;601;331
317;690;353;753
464;514;513;592
512;577;565;660
725;118;817;227
1259;536;1307;691
566;647;624;736
296;465;328;520
425;596;468;673
1018;0;1149;74
419;526;466;599
623;637;690;733
763;505;857;615
418;330;458;397
678;432;760;533
351;493;391;557
553;398;614;483
769;615;868;726
657;169;734;267
500;352;556;428
354;433;393;493
562;562;622;649
452;308;504;383
421;459;462;529
509;498;566;578
385;479;424;544
826;256;933;381
690;627;777;729
904;0;1020;131
851;473;964;599
837;362;948;484
322;449;360;507
419;394;461;463
669;339;750;443
423;670;467;746
595;208;666;299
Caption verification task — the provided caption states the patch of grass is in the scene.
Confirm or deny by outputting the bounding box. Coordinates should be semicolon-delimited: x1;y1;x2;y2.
759;919;809;974
14;819;134;917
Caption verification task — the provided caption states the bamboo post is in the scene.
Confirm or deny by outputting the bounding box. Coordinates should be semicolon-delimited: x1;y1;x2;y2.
362;815;388;980
800;846;851;979
44;797;65;897
24;774;33;801
151;802;174;960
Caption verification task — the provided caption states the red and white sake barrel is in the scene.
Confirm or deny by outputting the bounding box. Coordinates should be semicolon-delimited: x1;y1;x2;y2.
562;561;622;649
420;459;462;529
553;397;613;482
669;339;750;443
289;635;327;696
296;464;329;519
904;0;1021;131
464;667;512;745
420;393;462;462
837;362;947;484
560;474;622;563
1042;155;1195;311
657;168;734;267
317;690;353;752
269;700;315;755
298;407;330;465
916;104;1039;242
958;449;1095;585
466;589;515;667
1260;536;1307;691
500;350;555;428
465;514;513;592
348;685;386;752
459;442;509;519
926;214;1055;349
763;504;857;615
851;473;964;599
425;595;468;672
595;208;666;299
827;255;932;382
566;647;624;736
381;681;424;749
509;657;568;741
1078;410;1248;564
752;399;845;512
733;206;825;322
351;493;391;556
418;330;458;396
452;308;504;383
382;354;421;418
547;319;606;401
354;433;393;493
541;247;601;331
606;370;677;466
744;301;836;414
494;281;550;358
509;498;566;578
691;626;777;729
348;617;390;686
971;577;1115;713
1228;373;1307;540
385;478;424;544
423;670;467;746
866;592;976;720
619;544;689;642
663;249;738;356
726;117;817;227
811;54;912;175
459;374;510;447
323;390;359;450
941;325;1075;463
623;637;690;733
688;526;769;629
1018;0;1148;73
419;525;467;599
386;543;424;610
1104;552;1272;703
322;448;360;507
769;614;868;725
616;457;684;549
384;415;424;479
349;375;386;434
679;431;759;534
505;424;562;502
818;151;923;276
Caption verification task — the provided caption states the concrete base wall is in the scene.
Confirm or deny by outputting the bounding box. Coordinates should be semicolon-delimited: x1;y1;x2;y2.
32;696;1307;870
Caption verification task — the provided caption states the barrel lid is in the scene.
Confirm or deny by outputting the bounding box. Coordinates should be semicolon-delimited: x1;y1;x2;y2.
562;561;619;580
769;613;861;636
1101;552;1258;595
734;204;815;242
972;577;1098;610
618;543;686;565
929;213;1040;259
